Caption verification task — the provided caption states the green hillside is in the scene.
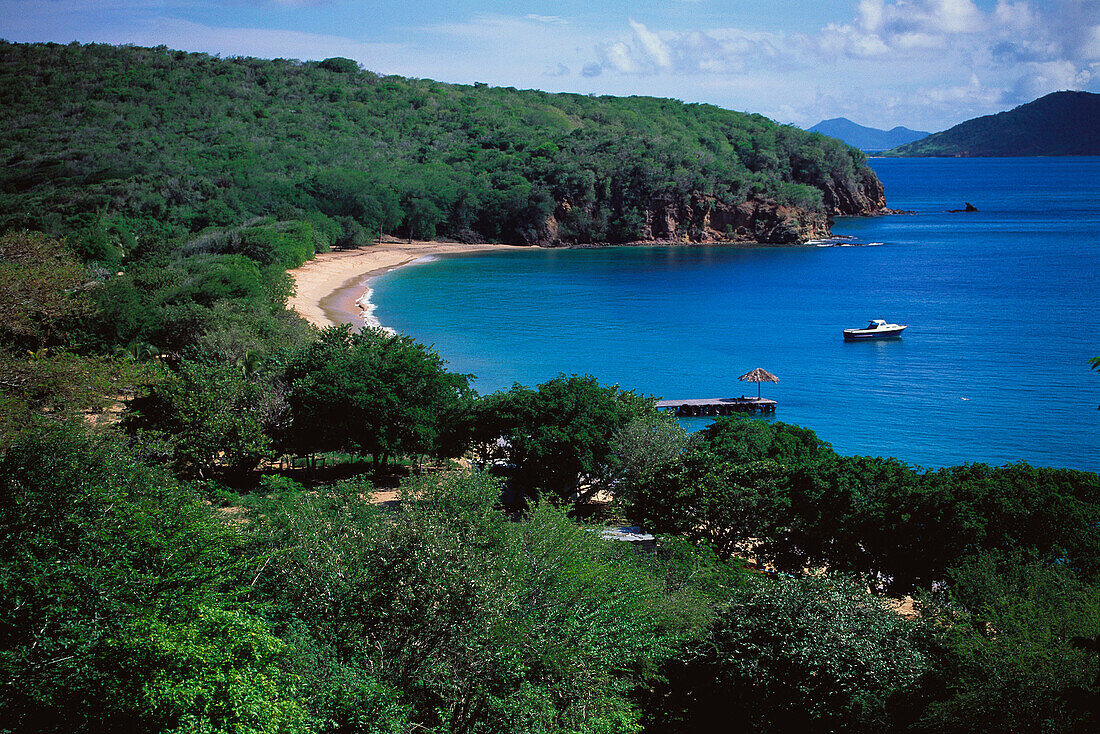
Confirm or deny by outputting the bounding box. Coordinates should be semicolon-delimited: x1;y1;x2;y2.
886;91;1100;157
4;41;1100;734
0;41;885;258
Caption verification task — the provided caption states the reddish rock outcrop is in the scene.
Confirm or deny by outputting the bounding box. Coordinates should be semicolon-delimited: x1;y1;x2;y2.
819;167;888;216
533;169;888;247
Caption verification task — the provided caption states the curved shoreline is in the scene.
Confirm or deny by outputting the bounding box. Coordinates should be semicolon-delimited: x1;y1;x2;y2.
288;241;533;330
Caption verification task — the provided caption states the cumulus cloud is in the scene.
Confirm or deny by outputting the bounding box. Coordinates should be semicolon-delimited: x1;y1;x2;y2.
858;0;886;33
821;0;986;59
584;20;794;77
1008;60;1093;103
628;19;671;69
819;22;889;56
585;19;669;76
993;0;1038;34
572;0;1100;129
936;0;985;33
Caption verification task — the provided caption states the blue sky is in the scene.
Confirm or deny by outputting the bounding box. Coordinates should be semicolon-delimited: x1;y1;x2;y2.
2;0;1098;131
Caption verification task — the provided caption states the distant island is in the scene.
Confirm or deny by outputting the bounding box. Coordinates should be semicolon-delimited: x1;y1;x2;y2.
0;41;888;253
884;91;1100;157
807;118;929;152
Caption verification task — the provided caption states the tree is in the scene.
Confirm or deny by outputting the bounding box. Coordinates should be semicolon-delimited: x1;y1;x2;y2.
697;416;835;467
918;551;1100;733
0;350;157;442
285;325;472;466
0;422;308;733
0;41;882;256
318;57;359;74
681;456;791;561
647;575;934;734
620;447;790;561
91;253;300;356
609;412;689;489
306;169;402;237
0;231;92;352
123;359;273;476
0;232;159;437
777;458;1100;594
474;374;655;503
243;469;680;734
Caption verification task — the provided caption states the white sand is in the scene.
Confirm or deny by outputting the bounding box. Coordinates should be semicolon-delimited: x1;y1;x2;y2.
288;241;532;330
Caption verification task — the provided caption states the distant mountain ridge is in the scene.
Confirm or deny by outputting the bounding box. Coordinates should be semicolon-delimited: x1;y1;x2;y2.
885;91;1100;157
808;118;930;152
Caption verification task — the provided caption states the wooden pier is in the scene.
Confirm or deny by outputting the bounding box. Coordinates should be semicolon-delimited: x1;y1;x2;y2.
656;397;777;417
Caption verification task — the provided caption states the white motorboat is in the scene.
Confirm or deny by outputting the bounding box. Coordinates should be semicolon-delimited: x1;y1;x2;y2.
843;319;907;340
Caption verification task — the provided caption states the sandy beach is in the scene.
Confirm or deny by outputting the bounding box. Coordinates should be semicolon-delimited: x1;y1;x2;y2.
288;240;533;330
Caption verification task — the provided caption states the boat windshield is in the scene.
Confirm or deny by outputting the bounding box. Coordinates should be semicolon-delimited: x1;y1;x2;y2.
866;321;879;329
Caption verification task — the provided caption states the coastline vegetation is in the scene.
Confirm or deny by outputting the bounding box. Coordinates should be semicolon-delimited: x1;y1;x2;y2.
4;225;1099;732
1;39;1099;734
0;40;881;252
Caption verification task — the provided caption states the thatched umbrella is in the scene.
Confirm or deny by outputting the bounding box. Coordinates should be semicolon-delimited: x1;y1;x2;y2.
738;367;779;399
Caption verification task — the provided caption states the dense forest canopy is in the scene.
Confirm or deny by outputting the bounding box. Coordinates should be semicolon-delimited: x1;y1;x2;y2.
0;40;884;254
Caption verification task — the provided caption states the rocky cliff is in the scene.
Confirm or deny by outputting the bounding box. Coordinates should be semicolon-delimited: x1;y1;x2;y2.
538;168;887;247
819;166;889;216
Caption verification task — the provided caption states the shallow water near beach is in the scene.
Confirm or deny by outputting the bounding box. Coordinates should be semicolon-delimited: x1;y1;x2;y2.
372;158;1100;471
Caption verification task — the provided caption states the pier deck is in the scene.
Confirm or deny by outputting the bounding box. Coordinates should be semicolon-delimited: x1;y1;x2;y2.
656;397;777;417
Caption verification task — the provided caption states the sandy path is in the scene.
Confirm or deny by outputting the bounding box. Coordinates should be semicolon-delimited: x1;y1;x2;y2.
288;241;532;330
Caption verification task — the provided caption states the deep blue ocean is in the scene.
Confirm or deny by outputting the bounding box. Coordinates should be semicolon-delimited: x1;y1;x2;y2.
372;158;1100;471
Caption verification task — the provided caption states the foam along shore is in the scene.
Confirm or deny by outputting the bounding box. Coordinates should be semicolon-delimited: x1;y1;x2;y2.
288;240;533;331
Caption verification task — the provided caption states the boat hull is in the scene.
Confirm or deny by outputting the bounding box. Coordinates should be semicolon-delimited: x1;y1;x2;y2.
843;326;907;340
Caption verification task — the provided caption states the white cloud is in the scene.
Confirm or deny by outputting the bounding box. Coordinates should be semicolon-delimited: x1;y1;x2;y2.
1081;25;1100;60
935;0;985;34
405;13;599;87
4;14;402;66
819;22;890;56
429;14;545;40
525;14;567;25
756;0;1097;126
825;0;987;61
587;19;676;76
602;41;640;74
585;22;795;78
627;19;671;69
920;73;992;104
127;18;404;65
858;0;885;32
993;1;1037;34
892;31;944;51
1010;60;1093;102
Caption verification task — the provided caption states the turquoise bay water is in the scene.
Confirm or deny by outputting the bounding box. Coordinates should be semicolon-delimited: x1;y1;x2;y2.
372;158;1100;471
